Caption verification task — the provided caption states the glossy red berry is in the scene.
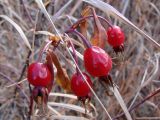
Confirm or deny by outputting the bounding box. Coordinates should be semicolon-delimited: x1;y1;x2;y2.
84;46;112;77
27;62;52;87
71;72;92;97
107;26;125;47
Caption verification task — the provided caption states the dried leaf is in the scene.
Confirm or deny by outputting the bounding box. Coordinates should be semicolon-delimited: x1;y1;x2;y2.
0;15;32;50
45;53;54;93
48;102;93;117
48;50;71;92
79;6;91;38
91;8;107;49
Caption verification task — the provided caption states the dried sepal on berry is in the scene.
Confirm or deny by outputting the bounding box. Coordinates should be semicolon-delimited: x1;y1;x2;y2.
99;75;115;96
31;86;49;105
29;86;49;115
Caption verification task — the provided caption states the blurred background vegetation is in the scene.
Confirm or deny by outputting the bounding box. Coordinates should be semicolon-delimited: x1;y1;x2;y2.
0;0;160;120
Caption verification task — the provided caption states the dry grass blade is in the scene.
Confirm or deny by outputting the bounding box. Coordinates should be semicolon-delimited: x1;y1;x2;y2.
83;0;160;49
5;78;27;88
52;0;73;22
135;117;160;120
35;0;63;42
35;31;55;37
0;15;32;50
69;47;84;61
142;54;160;88
49;92;98;117
48;102;93;117
47;105;61;116
111;87;132;120
49;92;77;99
128;70;148;109
49;115;89;120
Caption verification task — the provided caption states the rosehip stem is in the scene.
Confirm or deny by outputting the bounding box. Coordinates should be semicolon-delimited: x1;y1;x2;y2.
71;15;113;29
68;39;79;73
65;29;92;48
37;41;52;62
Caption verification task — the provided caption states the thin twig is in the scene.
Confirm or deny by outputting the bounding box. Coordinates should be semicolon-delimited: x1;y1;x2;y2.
5;78;27;88
14;50;31;98
18;50;31;82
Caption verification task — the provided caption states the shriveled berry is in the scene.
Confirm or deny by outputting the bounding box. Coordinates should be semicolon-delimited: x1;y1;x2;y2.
84;46;112;77
27;62;52;87
71;72;92;97
107;26;125;47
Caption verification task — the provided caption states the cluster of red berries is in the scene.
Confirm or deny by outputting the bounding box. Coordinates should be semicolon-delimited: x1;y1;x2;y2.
70;26;125;101
26;7;125;114
27;25;125;88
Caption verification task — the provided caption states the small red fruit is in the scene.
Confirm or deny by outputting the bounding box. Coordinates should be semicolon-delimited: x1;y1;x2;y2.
107;26;125;47
84;46;112;77
71;72;92;97
27;62;52;87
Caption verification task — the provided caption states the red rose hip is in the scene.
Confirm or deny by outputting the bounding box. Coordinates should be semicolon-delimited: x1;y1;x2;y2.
107;26;125;47
71;72;92;97
27;62;52;87
84;46;112;77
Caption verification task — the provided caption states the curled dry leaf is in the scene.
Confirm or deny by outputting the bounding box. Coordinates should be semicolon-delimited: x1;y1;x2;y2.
79;6;91;38
45;53;54;93
91;8;107;49
48;50;71;92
